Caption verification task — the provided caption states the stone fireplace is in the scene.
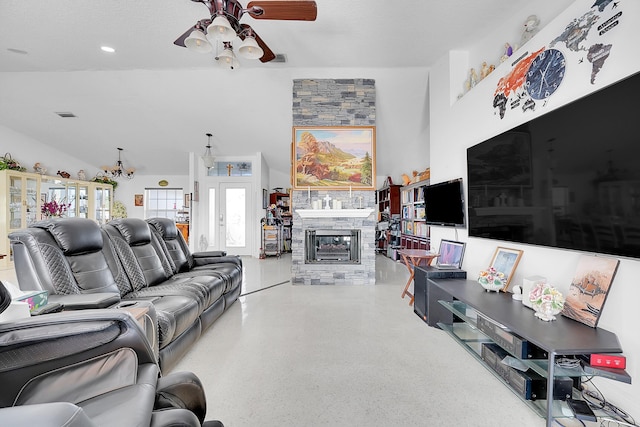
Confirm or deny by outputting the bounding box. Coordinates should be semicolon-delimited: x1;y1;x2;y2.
291;190;376;285
305;229;361;264
291;78;376;284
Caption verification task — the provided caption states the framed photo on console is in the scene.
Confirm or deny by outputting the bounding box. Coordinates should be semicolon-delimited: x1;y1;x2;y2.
292;126;376;190
561;255;619;327
489;247;523;291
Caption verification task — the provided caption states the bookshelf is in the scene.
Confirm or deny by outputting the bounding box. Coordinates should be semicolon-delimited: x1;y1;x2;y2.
400;180;430;250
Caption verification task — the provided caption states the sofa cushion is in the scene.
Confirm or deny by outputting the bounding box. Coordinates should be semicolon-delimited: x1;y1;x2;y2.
128;295;200;350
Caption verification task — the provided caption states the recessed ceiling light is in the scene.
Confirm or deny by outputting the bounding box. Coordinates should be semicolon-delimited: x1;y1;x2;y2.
7;48;28;55
100;46;116;53
55;112;77;118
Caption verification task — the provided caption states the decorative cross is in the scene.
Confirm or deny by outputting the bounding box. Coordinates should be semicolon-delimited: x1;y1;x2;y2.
323;193;332;210
226;163;234;176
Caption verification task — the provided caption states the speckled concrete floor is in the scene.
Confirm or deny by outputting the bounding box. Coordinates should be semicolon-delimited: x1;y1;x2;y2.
171;254;548;427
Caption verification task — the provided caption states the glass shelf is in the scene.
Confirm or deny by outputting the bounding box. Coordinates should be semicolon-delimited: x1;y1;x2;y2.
439;299;588;379
437;322;584;419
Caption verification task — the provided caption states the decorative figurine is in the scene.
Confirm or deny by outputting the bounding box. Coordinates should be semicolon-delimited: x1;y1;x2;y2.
77;169;86;180
33;162;46;175
500;43;513;62
57;170;71;179
469;68;478;88
480;62;490;80
520;15;540;47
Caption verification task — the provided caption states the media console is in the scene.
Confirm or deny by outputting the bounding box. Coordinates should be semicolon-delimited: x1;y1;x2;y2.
422;277;630;426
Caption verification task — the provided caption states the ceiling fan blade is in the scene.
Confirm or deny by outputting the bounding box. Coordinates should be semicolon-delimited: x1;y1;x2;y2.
246;1;317;21
174;26;196;47
240;24;276;62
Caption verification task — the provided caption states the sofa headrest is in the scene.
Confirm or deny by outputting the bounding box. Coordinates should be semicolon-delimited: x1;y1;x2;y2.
111;219;152;246
147;218;178;240
44;218;103;255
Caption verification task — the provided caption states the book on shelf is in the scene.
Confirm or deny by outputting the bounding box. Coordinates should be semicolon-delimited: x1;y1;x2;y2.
402;206;412;219
414;222;428;238
415;207;425;219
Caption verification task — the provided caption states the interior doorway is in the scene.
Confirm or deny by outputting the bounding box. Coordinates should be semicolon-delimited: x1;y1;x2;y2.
206;182;253;256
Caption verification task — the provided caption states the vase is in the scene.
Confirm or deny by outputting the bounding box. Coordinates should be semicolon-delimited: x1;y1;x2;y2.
532;301;562;321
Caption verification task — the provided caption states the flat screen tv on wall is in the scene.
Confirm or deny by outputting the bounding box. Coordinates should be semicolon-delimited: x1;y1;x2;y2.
467;71;640;259
424;178;466;228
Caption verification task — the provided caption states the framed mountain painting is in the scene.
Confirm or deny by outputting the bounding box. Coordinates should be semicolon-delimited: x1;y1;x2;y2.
292;126;376;190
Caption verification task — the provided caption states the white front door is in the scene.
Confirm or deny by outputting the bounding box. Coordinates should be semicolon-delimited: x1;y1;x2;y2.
207;182;253;256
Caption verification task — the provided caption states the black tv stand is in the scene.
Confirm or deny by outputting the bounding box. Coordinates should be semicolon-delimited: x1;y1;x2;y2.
423;278;629;426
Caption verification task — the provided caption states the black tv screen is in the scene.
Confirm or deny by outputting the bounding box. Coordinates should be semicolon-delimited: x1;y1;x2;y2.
467;71;640;258
424;178;466;227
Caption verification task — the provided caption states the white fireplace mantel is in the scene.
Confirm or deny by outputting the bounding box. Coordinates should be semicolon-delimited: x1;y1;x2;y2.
295;208;375;218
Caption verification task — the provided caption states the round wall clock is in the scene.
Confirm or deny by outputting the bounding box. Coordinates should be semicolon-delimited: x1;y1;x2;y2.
525;48;566;100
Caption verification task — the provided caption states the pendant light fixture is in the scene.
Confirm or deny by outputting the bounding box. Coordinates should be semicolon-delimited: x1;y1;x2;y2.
100;147;135;179
201;133;216;169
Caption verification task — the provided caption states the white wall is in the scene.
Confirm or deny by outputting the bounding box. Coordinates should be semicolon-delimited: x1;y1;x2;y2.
429;0;640;417
0;124;94;177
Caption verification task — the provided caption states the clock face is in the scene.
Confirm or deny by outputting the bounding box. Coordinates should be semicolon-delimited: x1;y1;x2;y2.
525;49;566;100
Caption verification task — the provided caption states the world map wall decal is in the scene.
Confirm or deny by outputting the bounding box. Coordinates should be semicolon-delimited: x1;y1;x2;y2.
493;0;622;120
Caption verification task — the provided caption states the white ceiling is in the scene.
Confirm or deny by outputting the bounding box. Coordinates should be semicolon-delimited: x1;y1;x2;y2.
0;0;542;178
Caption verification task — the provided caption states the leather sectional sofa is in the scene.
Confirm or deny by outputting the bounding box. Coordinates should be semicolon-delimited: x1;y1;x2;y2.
8;217;243;372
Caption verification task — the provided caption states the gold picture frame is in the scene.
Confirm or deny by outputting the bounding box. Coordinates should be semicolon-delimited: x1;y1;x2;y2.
292;126;376;190
489;247;523;291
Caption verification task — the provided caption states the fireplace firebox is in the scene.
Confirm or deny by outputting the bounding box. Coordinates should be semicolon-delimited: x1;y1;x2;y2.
305;229;361;264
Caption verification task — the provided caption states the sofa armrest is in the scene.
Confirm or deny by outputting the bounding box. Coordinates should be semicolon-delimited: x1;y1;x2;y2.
192;255;240;268
48;293;121;309
192;250;226;258
0;402;97;427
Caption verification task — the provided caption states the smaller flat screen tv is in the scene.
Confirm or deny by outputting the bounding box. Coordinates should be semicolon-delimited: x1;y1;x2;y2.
424;178;466;227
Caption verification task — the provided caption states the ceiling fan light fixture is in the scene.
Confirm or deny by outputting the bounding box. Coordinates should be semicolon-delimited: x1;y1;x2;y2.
217;45;240;69
185;29;212;53
207;15;236;42
238;36;263;59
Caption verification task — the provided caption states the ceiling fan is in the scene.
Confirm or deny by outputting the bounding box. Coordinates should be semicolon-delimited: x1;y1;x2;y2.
174;0;317;66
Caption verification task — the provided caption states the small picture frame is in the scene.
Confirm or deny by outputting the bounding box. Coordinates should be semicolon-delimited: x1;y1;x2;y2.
193;181;199;202
489;247;523;291
134;194;143;207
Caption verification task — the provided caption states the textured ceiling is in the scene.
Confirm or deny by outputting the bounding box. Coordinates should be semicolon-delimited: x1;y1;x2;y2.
0;0;564;177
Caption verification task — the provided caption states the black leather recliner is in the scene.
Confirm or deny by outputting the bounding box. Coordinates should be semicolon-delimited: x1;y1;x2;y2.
9;217;242;372
0;281;223;427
